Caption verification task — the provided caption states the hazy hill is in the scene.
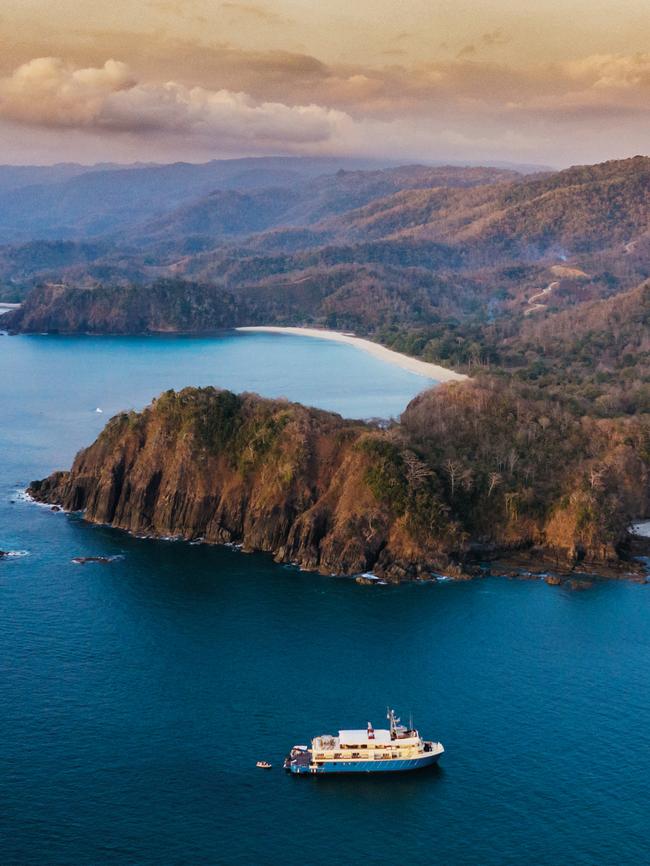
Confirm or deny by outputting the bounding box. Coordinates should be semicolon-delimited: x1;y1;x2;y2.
124;164;517;251
0;156;395;243
8;155;650;572
0;162;155;195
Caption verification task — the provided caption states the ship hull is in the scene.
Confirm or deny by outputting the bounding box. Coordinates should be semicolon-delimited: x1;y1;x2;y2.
289;753;441;774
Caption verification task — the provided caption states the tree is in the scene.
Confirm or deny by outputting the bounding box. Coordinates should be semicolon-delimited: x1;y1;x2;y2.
588;465;605;490
403;450;433;488
487;471;502;498
444;459;463;497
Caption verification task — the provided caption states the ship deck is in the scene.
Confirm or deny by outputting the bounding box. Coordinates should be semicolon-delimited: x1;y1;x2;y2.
287;749;312;772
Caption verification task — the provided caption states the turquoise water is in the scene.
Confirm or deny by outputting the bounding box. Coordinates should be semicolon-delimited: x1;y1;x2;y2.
1;332;650;866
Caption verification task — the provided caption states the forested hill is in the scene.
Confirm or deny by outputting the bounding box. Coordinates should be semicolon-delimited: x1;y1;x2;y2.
28;384;650;582
323;156;650;252
3;156;647;321
3;155;650;422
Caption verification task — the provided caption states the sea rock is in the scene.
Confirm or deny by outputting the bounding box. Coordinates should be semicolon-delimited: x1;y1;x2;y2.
71;556;114;565
544;575;563;586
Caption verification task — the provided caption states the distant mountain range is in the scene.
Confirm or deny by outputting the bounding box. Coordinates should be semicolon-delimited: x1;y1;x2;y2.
3;155;648;331
0;156;404;243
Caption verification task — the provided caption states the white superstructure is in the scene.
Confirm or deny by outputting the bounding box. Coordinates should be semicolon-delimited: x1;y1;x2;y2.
285;709;444;774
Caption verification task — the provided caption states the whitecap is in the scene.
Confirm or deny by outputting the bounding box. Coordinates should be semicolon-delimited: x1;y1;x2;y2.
13;488;62;510
13;488;33;502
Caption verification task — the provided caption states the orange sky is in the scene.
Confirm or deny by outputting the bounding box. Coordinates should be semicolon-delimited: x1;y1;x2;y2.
0;0;649;165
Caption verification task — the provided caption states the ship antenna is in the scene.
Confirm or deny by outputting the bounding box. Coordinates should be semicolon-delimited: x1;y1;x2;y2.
409;710;413;731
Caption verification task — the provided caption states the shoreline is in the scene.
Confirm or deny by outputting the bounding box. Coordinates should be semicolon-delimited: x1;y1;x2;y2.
236;326;468;383
22;489;648;586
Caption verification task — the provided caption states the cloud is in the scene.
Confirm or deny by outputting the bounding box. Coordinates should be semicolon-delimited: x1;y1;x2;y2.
0;49;649;165
103;84;350;146
0;57;135;126
6;50;647;141
563;53;650;90
504;54;650;122
0;57;351;150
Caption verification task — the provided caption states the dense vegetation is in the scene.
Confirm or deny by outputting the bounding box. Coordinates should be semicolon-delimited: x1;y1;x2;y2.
380;280;650;417
401;381;650;559
30;385;650;580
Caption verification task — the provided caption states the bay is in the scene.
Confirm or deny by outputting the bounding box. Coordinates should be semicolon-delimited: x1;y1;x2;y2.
1;332;649;866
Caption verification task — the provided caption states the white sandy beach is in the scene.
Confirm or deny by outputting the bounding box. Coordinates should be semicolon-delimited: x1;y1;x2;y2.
236;326;469;383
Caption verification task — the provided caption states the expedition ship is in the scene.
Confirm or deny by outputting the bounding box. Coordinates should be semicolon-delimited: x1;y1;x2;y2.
284;708;444;774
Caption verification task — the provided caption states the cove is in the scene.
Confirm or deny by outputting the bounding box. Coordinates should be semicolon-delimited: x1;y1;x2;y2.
1;331;649;866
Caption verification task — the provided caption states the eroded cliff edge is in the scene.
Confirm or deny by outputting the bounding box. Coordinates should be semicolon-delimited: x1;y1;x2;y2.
29;383;650;581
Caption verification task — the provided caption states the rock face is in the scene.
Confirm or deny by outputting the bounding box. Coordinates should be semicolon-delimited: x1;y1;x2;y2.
29;388;461;580
29;383;650;581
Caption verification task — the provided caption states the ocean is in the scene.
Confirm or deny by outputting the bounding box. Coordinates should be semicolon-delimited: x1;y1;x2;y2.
1;331;649;865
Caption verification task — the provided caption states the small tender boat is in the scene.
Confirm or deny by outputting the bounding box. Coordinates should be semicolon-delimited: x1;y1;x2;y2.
256;760;272;769
284;708;444;774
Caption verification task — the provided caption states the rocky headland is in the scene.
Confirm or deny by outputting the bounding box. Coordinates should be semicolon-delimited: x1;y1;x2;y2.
28;382;650;582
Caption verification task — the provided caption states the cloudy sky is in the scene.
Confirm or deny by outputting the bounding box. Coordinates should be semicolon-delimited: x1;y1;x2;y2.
0;0;649;166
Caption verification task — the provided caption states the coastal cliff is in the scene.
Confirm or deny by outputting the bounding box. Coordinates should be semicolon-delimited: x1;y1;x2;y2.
29;383;650;581
29;387;456;580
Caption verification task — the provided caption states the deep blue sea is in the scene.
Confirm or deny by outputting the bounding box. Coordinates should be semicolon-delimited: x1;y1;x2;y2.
1;331;649;866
